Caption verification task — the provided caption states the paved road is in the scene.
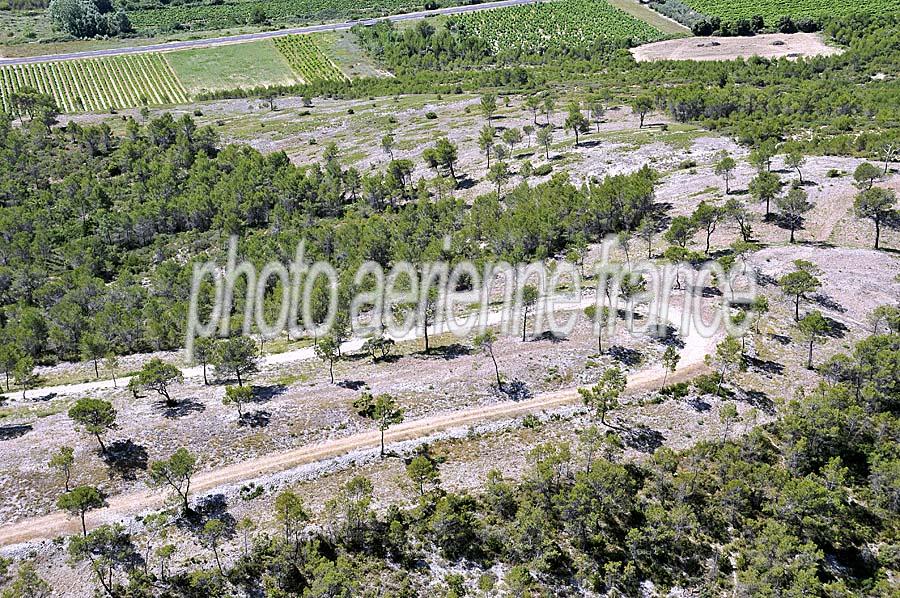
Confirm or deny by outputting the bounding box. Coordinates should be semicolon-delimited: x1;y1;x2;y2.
0;0;541;66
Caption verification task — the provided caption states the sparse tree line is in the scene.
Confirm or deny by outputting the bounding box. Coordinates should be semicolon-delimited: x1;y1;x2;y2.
7;331;895;596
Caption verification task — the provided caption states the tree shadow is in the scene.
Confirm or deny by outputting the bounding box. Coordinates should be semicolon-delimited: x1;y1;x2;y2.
813;293;847;314
529;331;568;343
745;355;785;375
622;425;665;453
103;439;148;480
823;316;849;339
239;410;271;428
338;380;367;391
163;397;206;419
608;345;643;367
497;379;532;401
179;494;237;535
768;333;791;346
30;392;57;402
649;324;685;349
456;176;477;190
0;424;32;440
685;396;711;412
252;384;286;403
428;343;471;360
740;388;775;415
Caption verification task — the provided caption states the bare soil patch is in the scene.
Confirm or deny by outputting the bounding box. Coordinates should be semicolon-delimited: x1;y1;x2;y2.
631;33;844;62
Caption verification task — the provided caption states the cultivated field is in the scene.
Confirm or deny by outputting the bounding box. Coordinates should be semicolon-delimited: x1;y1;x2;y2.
682;0;900;21
0;54;188;112
450;0;666;53
0;34;355;111
165;40;300;96
128;0;436;33
275;35;348;83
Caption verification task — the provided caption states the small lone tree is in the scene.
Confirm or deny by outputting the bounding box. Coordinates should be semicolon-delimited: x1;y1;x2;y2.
584;305;611;354
564;101;588;147
223;384;253;420
714;154;737;195
274;490;308;555
212;336;259;386
488;160;511;198
751;295;769;333
664;215;699;249
193;337;216;385
480;93;497;124
79;333;107;379
201;519;226;576
315;336;339;384
749;171;782;218
134;358;183;407
578;366;627;427
68;398;116;454
631;95;653;128
776;187;812;243
588;95;606;132
149;447;197;514
705;336;745;397
854;187;896;250
521;284;539;341
719;402;739;443
354;393;404;458
381;132;395;161
798;310;829;369
536;126;553;161
692;201;721;255
474;330;502;389
406;455;440;497
478;125;496;169
13;356;36;399
853;162;882;190
103;354;119;388
662;346;680;388
49;445;75;492
785;150;807;185
57;485;104;536
779;260;821;321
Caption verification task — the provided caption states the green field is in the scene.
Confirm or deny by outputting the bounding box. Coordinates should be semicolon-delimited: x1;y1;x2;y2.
128;0;434;33
274;35;348;84
165;40;300;95
0;54;188;113
450;0;666;54
682;0;900;22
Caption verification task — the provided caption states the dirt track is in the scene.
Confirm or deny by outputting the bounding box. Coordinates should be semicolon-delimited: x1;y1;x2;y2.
0;306;715;547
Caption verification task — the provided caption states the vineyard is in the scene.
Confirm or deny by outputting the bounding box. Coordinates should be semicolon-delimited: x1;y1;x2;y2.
0;54;189;113
450;0;666;54
275;35;348;84
128;0;431;33
682;0;900;22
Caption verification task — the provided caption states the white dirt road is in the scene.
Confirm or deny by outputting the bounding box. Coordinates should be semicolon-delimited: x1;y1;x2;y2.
0;301;718;547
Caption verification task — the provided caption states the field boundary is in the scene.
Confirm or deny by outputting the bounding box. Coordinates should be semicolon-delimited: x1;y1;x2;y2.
607;0;691;36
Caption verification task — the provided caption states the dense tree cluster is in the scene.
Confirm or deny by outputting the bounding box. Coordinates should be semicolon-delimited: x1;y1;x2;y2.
48;0;132;38
0;111;658;368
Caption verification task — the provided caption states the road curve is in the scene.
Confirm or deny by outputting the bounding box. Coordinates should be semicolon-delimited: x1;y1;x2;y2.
0;0;542;66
